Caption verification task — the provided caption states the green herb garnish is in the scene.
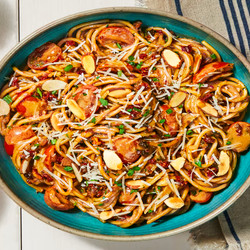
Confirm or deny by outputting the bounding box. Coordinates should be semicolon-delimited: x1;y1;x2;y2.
130;189;138;194
136;62;143;69
117;70;123;77
99;98;108;107
36;88;43;98
64;166;73;172
226;140;231;145
128;55;134;61
159;119;165;124
186;130;193;135
33;155;40;160
166;109;173;114
116;43;122;49
152;78;159;82
64;64;73;72
210;53;217;59
51;139;57;145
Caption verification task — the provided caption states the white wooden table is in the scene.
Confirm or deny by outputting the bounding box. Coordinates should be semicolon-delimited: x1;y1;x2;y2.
0;1;191;249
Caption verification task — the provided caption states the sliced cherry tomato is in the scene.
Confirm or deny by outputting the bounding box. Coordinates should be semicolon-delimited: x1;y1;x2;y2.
4;140;14;156
113;137;140;164
98;27;135;47
27;42;62;70
190;190;213;203
44;145;56;171
160;104;179;136
73;85;98;118
44;186;74;211
193;62;233;84
16;96;45;117
5;125;35;145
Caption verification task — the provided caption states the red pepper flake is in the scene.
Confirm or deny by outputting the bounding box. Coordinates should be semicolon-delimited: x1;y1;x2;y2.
181;45;192;53
11;77;19;87
139;53;147;59
203;134;215;144
235;123;243;136
206;167;218;178
148;158;156;164
139;67;149;76
201;93;213;102
66;40;76;46
42;173;53;182
39;73;49;81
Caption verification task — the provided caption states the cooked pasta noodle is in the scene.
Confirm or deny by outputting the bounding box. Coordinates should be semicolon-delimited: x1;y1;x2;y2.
0;20;249;228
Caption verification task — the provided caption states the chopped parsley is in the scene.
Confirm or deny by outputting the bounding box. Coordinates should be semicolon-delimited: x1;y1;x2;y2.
64;64;73;72
118;125;125;134
167;92;174;100
136;62;143;69
148;209;153;213
64;166;73;172
194;157;202;168
152;78;159;82
33;155;40;160
127;108;132;112
128;55;134;61
210;53;217;59
198;83;204;89
51;90;57;95
114;181;122;187
36;88;43;98
34;143;40;148
226;140;231;145
133;107;141;112
159;119;165;124
116;43;122;49
127;166;141;176
88;117;96;124
99;98;108;107
3;95;12;104
143;110;150;117
186;130;193;135
178;104;183;108
130;189;138;194
164;134;171;137
51;139;57;145
166;108;173;114
117;70;123;77
158;143;162;147
96;76;100;80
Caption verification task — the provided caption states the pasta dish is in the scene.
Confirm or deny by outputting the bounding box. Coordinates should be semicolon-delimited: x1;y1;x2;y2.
0;20;249;228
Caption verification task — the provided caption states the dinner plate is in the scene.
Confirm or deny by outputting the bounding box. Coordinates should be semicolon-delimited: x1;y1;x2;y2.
0;7;249;241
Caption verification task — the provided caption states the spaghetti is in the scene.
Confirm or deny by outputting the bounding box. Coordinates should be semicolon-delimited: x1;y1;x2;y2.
0;20;250;228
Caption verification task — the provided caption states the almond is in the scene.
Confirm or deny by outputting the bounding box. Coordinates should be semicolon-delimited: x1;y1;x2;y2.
169;92;187;107
108;89;131;98
197;100;218;117
0;99;10;116
170;157;185;171
156;177;168;186
164;197;184;209
217;151;230;176
103;150;123;170
50;111;64;131
81;54;95;74
162;49;182;68
67;99;86;120
42;80;67;91
20;159;30;174
182;113;199;128
99;210;116;221
71;163;83;183
126;180;150;190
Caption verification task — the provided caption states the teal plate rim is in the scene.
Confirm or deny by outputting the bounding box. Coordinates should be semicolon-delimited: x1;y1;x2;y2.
0;7;250;241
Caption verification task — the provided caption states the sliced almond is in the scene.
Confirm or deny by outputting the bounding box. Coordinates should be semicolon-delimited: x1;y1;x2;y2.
162;49;182;68
103;150;123;170
50;111;64;131
67;99;86;120
182;113;199;128
126;180;150;190
164;197;184;209
81;54;95;74
0;99;10;116
217;151;230;176
197;100;218;117
170;92;187;108
108;89;131;98
156;177;168;186
71;163;83;183
99;210;116;221
170;157;186;171
42;80;67;91
20;159;30;174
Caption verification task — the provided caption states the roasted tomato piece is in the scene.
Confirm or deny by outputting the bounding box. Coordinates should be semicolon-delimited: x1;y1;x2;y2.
227;121;250;152
97;27;135;47
44;186;74;211
193;62;233;84
16;96;46;117
73;85;98;118
4;140;14;155
190;190;213;203
160;104;179;136
113;137;140;164
5;125;35;145
44;145;56;171
27;42;62;70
